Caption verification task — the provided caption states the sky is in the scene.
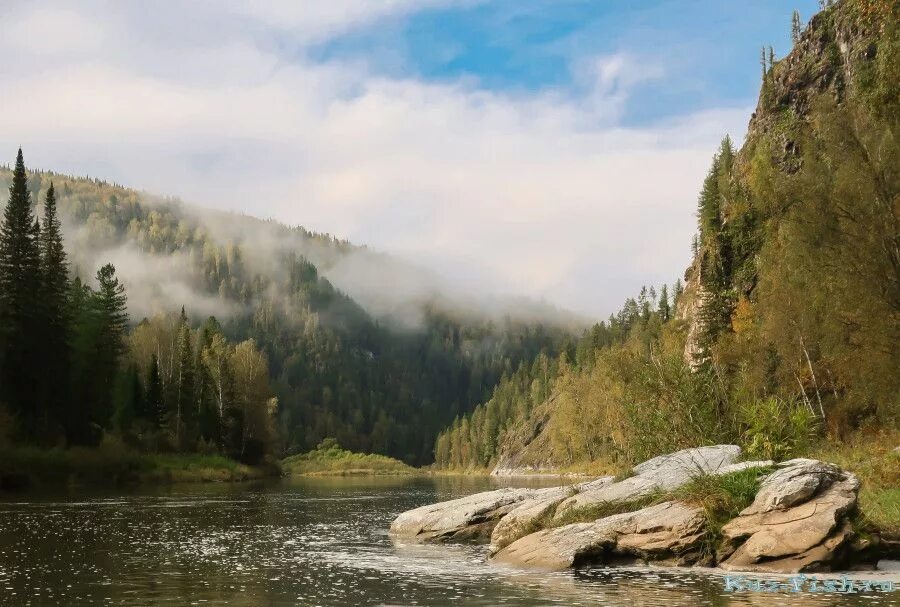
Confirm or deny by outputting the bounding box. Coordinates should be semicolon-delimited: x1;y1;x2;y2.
0;0;820;320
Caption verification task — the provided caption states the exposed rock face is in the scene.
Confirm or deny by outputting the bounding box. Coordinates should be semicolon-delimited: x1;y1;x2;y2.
489;477;614;551
492;501;706;571
719;459;860;573
553;445;743;519
389;487;535;543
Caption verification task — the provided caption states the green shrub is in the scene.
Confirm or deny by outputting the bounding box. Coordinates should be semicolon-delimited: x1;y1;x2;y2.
739;397;818;461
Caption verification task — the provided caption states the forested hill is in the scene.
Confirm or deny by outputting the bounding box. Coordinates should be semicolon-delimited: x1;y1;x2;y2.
0;165;575;464
436;0;898;471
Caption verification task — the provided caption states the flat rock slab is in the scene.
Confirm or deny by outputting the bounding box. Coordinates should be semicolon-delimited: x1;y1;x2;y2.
554;445;742;520
492;501;706;571
390;487;535;543
490;477;615;551
720;459;860;573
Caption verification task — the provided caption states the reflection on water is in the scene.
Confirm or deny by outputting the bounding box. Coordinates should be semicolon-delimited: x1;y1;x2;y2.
0;476;895;606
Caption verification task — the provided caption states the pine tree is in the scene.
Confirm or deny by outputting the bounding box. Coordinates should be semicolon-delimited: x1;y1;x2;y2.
673;279;684;310
0;149;43;434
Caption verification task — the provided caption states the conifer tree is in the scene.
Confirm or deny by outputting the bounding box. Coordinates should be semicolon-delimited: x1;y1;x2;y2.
175;307;196;449
39;183;71;427
147;354;165;429
0;149;43;433
92;263;129;426
760;47;767;81
791;10;802;44
673;279;684;310
658;284;671;322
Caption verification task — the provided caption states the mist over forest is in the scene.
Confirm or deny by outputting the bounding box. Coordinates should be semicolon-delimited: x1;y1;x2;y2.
0;164;581;463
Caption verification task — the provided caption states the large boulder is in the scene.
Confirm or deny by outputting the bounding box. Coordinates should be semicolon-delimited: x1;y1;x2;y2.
719;459;860;573
389;487;535;543
490;477;614;551
491;501;706;571
553;445;743;519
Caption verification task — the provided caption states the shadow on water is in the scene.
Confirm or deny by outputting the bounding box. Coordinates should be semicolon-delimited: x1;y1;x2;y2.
0;476;895;606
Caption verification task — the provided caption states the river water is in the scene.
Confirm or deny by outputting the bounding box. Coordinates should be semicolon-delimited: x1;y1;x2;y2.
0;476;896;606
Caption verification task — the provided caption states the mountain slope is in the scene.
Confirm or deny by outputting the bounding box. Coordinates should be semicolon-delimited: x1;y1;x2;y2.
0;168;576;464
437;0;899;471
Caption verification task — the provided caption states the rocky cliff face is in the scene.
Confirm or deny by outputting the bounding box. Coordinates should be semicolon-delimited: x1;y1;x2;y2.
679;0;893;368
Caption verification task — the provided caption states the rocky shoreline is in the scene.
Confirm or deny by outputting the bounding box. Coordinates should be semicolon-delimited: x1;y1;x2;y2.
390;445;898;575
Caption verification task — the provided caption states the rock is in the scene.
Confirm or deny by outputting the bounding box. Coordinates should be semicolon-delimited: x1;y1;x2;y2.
492;501;706;571
745;459;843;513
632;445;743;487
713;460;774;475
489;477;614;551
719;460;860;573
554;445;742;519
390;487;535;543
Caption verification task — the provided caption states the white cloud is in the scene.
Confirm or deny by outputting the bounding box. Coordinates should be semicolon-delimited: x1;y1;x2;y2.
0;3;749;319
1;7;104;56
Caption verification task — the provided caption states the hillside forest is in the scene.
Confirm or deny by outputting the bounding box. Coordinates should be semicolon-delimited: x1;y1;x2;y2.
0;153;569;465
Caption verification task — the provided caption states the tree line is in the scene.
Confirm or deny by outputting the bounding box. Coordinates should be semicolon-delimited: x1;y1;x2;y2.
0;150;276;462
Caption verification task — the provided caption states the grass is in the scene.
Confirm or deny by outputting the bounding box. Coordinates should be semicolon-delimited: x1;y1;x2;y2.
281;442;417;476
811;431;900;538
671;466;774;560
549;492;664;529
0;439;279;490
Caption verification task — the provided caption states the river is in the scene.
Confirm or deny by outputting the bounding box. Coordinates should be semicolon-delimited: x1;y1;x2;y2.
0;476;895;606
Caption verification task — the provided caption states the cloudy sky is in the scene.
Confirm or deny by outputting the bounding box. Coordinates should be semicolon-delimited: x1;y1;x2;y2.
0;0;818;320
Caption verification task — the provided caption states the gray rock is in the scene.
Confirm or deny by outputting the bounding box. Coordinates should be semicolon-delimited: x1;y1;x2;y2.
489;477;614;551
745;459;843;514
492;501;706;571
719;460;860;573
553;445;742;520
632;445;743;488
390;487;535;543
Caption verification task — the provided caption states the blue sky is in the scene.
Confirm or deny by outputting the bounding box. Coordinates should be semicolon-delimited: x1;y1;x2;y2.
0;0;823;320
310;0;820;124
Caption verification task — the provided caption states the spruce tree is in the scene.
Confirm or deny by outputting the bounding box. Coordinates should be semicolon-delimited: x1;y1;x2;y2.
39;183;71;430
673;279;684;309
791;10;802;45
92;263;129;426
658;284;671;322
175;307;196;449
0;149;43;433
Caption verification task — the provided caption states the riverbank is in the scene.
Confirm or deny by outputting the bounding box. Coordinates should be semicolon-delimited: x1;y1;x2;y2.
0;442;280;491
